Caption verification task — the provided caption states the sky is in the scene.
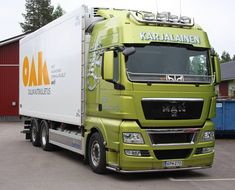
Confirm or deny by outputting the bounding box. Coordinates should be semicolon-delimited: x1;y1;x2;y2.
0;0;234;56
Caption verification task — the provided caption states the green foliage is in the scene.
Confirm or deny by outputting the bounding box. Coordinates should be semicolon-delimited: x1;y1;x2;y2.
211;48;235;64
20;0;65;33
210;47;221;63
210;48;218;56
220;51;231;63
190;55;207;75
52;5;65;20
232;55;235;61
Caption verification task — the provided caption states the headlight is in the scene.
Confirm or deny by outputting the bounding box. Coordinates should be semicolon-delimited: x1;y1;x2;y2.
123;133;144;144
201;131;215;142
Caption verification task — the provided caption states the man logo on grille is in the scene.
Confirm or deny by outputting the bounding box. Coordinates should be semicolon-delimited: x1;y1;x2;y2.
162;103;186;117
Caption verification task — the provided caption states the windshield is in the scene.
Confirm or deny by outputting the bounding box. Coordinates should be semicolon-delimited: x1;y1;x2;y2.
125;44;213;83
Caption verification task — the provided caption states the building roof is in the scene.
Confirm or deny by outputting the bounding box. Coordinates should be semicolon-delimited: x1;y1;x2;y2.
221;61;235;81
0;34;27;47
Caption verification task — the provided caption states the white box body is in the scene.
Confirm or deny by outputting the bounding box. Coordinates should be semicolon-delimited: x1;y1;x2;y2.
19;7;84;126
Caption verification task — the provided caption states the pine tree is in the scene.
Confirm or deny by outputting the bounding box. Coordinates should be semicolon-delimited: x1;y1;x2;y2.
232;54;235;61
210;47;221;63
220;51;232;63
20;0;65;33
52;5;65;20
211;47;221;63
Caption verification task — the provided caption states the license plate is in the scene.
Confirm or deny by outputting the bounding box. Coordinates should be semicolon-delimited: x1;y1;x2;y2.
164;160;183;168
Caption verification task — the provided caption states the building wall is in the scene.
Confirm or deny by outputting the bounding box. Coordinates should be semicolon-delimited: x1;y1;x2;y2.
218;81;229;98
217;80;235;99
228;80;235;98
0;41;19;116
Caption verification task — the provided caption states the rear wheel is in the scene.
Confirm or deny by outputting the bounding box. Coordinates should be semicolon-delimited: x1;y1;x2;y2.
88;132;106;174
40;120;53;151
31;119;41;147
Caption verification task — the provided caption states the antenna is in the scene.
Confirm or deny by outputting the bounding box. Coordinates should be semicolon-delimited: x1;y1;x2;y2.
179;0;182;16
155;0;159;13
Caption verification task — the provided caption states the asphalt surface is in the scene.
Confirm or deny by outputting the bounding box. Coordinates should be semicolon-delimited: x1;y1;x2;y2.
0;122;235;190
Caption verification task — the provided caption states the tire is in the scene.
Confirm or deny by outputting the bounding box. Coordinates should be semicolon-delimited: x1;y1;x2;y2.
88;132;106;174
31;119;41;147
40;120;53;151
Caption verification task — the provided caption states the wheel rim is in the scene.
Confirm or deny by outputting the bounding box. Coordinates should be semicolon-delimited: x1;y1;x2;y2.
91;140;101;167
31;125;37;142
41;125;47;146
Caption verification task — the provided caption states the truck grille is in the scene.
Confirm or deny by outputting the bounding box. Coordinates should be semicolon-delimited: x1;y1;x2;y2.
154;149;192;160
147;128;199;146
149;133;194;145
141;98;203;120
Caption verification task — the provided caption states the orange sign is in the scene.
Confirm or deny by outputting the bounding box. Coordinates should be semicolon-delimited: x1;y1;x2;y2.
23;52;50;86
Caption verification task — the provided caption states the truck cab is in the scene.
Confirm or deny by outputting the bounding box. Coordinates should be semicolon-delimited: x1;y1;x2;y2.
85;8;220;172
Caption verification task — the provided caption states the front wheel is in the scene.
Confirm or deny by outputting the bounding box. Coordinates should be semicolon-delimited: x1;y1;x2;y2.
88;132;106;174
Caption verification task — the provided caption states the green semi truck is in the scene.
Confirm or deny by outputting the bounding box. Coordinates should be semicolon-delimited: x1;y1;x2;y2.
20;5;221;173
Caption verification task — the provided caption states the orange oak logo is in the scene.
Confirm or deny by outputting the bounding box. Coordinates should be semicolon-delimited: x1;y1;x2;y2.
22;52;50;86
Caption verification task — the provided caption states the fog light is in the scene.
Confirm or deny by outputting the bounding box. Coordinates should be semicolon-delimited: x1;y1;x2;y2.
196;147;214;154
125;150;150;157
125;150;142;157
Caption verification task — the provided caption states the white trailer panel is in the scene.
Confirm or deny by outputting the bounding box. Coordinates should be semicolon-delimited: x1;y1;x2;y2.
19;7;85;125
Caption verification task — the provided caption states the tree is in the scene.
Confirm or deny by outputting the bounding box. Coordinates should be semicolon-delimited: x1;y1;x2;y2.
20;0;65;33
210;48;218;56
220;51;232;63
232;54;235;61
52;5;65;20
190;55;207;75
210;47;221;63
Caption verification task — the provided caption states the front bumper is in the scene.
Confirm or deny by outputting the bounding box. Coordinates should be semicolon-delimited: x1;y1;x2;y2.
106;120;215;172
116;151;214;172
107;165;212;173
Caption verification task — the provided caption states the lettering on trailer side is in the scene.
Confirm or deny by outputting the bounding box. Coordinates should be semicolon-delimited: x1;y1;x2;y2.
23;51;50;87
22;51;67;96
22;52;51;95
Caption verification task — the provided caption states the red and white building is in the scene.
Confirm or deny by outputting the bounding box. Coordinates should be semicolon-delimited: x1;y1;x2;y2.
0;34;25;119
217;61;235;99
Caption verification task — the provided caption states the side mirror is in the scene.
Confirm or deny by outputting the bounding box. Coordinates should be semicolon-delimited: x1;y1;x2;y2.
103;51;114;81
212;55;221;84
122;47;136;56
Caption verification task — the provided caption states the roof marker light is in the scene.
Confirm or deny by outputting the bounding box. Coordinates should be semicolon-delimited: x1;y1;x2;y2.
127;11;195;27
143;13;155;21
179;16;191;24
169;15;179;23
